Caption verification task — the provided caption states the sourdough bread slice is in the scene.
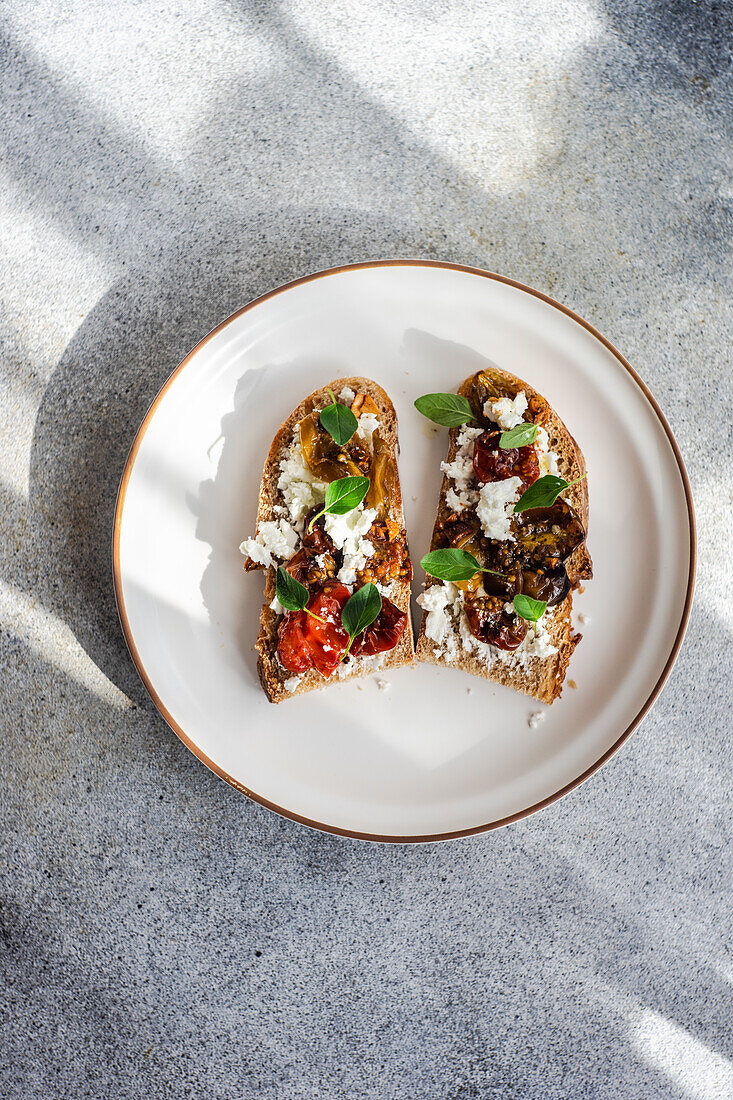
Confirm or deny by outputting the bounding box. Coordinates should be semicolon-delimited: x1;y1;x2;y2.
246;377;414;703
416;368;592;704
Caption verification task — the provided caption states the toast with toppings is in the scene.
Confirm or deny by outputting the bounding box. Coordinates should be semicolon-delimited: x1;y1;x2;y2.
241;378;414;702
416;367;592;704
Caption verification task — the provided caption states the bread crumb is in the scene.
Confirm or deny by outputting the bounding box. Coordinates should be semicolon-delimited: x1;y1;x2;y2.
578;613;591;625
578;585;585;594
568;679;578;690
376;677;390;691
467;688;473;695
528;711;545;729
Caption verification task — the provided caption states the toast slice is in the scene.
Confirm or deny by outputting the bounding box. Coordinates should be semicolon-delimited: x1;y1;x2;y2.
416;367;592;704
241;377;414;702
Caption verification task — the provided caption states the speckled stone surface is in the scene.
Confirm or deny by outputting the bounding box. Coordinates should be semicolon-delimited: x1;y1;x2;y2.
1;2;731;1097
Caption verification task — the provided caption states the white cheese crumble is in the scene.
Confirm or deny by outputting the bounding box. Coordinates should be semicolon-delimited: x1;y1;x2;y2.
277;439;328;531
270;594;284;614
476;476;522;541
528;711;545;729
283;675;302;693
324;507;377;585
356;411;379;442
239;519;298;568
417;582;458;646
440;425;483;512
339;386;355;405
485;390;528;429
536;426;561;476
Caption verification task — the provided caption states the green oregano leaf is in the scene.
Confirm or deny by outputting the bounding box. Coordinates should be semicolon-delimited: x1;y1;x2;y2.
513;473;587;513
513;593;547;623
499;422;539;449
308;475;370;531
319;388;358;446
275;567;324;623
341;583;382;659
420;548;504;583
414;392;475;428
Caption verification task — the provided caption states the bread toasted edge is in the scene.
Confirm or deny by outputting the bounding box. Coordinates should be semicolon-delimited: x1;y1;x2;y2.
415;367;591;704
248;377;415;703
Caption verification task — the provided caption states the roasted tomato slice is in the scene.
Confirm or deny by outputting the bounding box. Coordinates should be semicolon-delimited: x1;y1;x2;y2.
276;613;313;673
513;499;585;564
473;429;539;489
277;582;350;678
464;596;528;651
521;563;571;606
285;523;337;586
350;596;407;657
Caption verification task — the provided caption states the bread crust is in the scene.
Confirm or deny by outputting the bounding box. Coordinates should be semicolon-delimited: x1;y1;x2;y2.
415;368;591;704
248;377;415;703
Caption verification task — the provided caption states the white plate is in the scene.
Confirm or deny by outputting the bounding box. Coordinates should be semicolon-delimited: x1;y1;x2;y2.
114;261;695;841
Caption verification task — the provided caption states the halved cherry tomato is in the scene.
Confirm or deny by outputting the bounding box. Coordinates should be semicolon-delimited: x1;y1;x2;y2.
464;596;528;651
277;582;350;678
473;429;539;490
351;597;407;657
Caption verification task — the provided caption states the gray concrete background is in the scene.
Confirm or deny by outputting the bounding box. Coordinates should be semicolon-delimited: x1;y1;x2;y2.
1;1;731;1097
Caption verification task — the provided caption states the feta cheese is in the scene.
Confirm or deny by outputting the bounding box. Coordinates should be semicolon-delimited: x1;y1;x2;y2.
339;386;356;405
356;411;379;442
270;594;284;614
440;425;483;510
284;675;302;693
277;439;328;530
476;476;522;541
535;427;561;476
522;624;558;660
485;390;528;430
528;711;545;729
417;582;458;648
446;487;465;512
239;519;298;568
533;426;560;476
324;507;377;584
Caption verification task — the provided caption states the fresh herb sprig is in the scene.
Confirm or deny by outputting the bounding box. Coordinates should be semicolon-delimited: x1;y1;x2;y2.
276;567;325;623
421;548;504;584
341;583;382;659
514;473;587;513
414;393;475;428
512;594;546;623
308;475;370;532
499;422;538;449
319;388;358;446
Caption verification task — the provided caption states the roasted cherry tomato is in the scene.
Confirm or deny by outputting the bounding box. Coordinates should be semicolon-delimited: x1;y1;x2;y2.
285;523;337;586
277;582;351;678
350;597;407;657
521;563;571;606
464;596;528;651
473;429;539;490
513;499;585;564
276;613;313;673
